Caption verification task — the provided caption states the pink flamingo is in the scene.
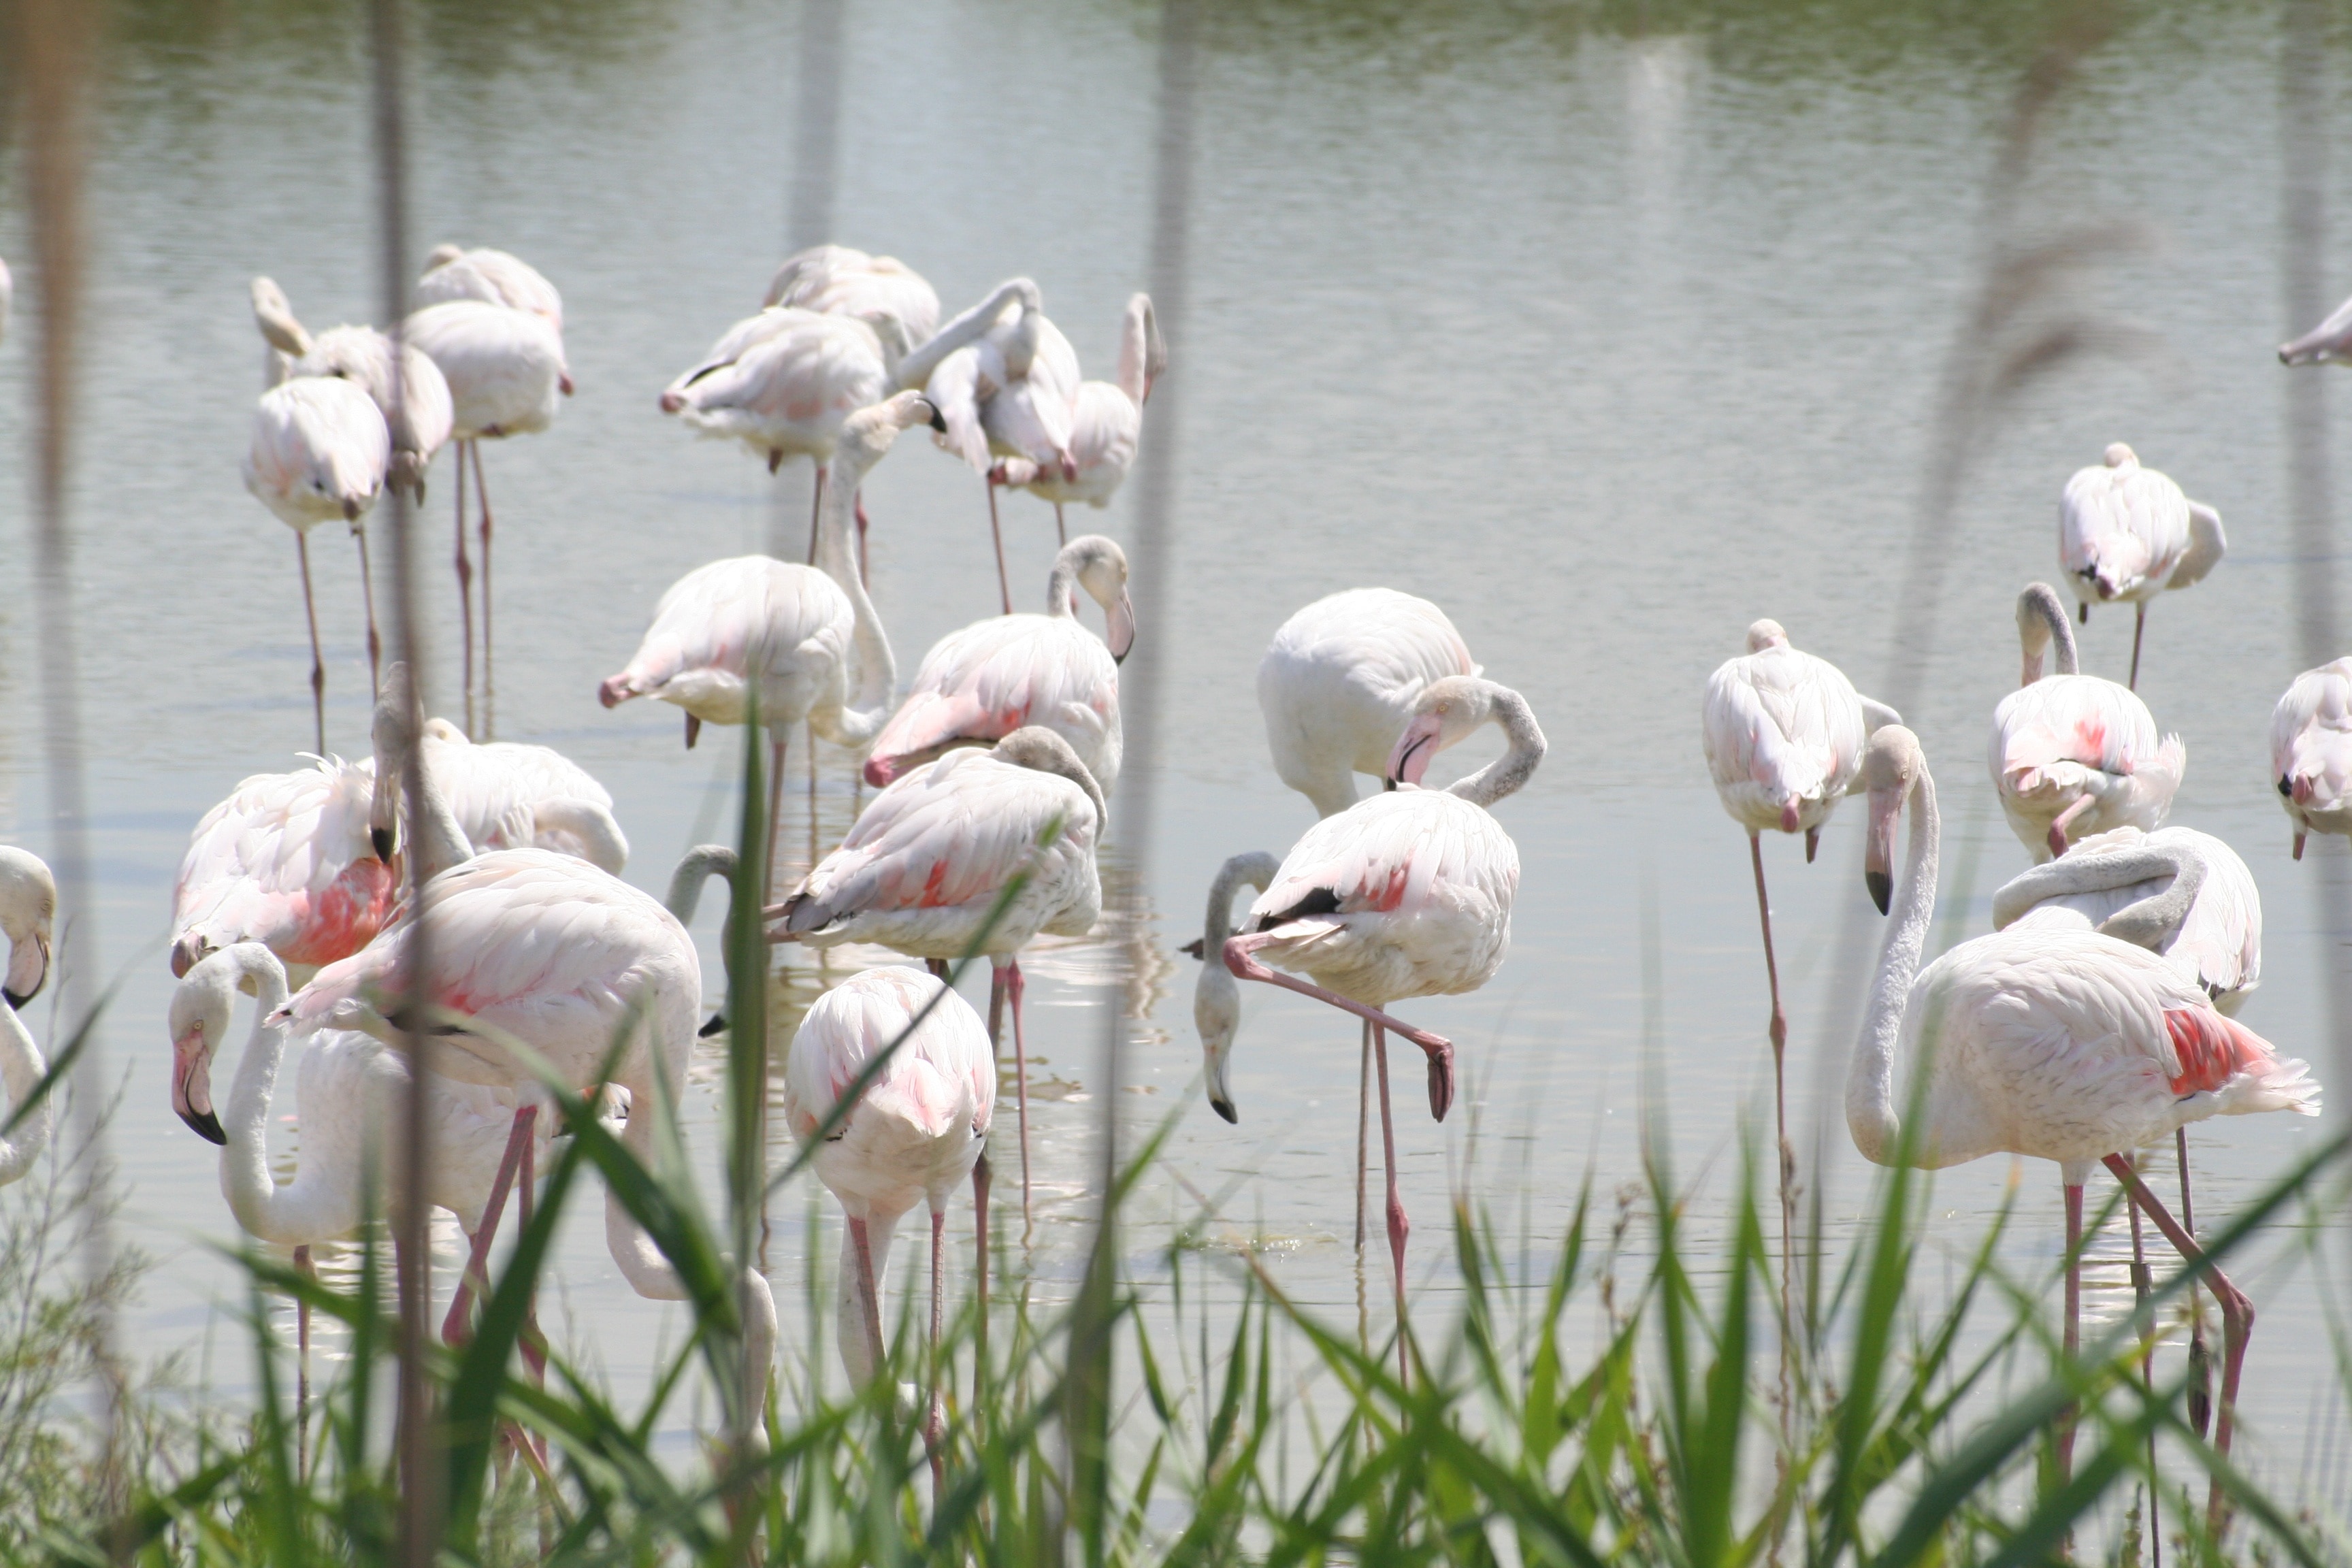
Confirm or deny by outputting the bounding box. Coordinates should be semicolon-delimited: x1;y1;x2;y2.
2270;657;2352;860
769;728;1105;1213
1850;725;2318;1525
762;244;941;380
990;294;1164;544
782;964;992;1495
2059;444;2226;689
1211;676;1543;1377
862;534;1134;792
1991;583;2183;863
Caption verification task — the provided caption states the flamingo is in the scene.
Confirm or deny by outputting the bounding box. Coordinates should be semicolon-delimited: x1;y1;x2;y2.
1211;676;1542;1377
1701;619;1899;1218
769;728;1105;1213
2279;293;2352;368
2059;444;2227;689
1258;589;1482;819
1993;823;2264;1433
781;964;992;1494
862;534;1134;793
1848;724;2318;1525
414;244;564;333
2270;657;2352;860
0;848;60;1185
404;297;571;721
1991;583;2183;863
896;279;1079;613
989;294;1164;544
250;277;454;510
243;374;391;754
763;244;941;380
601;392;933;892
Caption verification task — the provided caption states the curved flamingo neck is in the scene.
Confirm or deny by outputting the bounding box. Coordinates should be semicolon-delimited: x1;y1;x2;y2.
220;949;355;1242
1204;852;1281;946
2019;587;2080;683
1449;689;1546;808
893;278;1039;393
664;845;738;925
1115;297;1154;406
811;448;898;745
835;1204;907;1387
0;1000;53;1185
1847;764;1940;1166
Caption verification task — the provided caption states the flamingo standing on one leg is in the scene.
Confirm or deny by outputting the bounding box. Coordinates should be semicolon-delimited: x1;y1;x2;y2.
1850;725;2318;1527
0;849;61;1183
243;375;391;754
769;728;1105;1215
1994;822;2263;1437
2270;657;2352;860
2059;444;2227;690
1991;583;2184;863
990;294;1164;544
762;244;941;381
1258;589;1482;821
602;393;934;894
782;965;992;1499
863;534;1135;792
1701;619;1899;1247
404;297;570;727
1208;677;1543;1379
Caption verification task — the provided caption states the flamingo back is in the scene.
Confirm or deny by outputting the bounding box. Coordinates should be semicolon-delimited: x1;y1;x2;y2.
243;377;391;531
291;325;454;469
763;247;941;371
421;721;625;870
1989;674;2183;856
1002;380;1142;508
2004;826;2261;1006
2059;448;2193;606
1258;589;1482;813
2272;657;2352;827
404;300;566;439
604;556;854;728
866;615;1121;791
1701;642;1867;834
414;246;564;333
173;757;395;972
671;311;887;462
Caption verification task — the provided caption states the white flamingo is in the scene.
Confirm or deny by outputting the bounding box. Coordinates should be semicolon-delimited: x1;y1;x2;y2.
2279;294;2352;368
2059;444;2226;689
1211;677;1542;1377
2270;657;2352;859
763;244;941;379
1702;619;1899;1192
897;279;1079;613
0;849;59;1185
244;374;391;753
414;244;564;334
404;297;571;716
990;294;1164;544
250;277;454;510
862;534;1134;792
782;964;992;1491
770;728;1105;1213
601;393;931;889
1849;723;2317;1523
1258;589;1482;819
1991;583;2183;862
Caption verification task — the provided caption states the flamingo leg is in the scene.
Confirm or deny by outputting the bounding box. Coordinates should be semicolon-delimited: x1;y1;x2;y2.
804;467;826;568
2060;1181;2082;1484
2103;1153;2251;1535
972;1151;991;1416
926;1206;947;1503
2125;1160;2160;1562
295;1243;314;1481
353;524;382;694
1372;1025;1409;1386
2046;792;2097;860
470;441;495;730
2129;602;2146;691
442;1105;538;1348
454;442;474;734
1747;834;1796;1271
2295;829;2308;861
986;476;1011;616
1223;932;1454;1120
519;1124;546;1398
1007;959;1033;1219
2178;1127;2212;1439
855;491;871;583
1054;502;1067;547
295;533;327;755
848;1215;887;1382
766;736;788;905
1356;1019;1371;1253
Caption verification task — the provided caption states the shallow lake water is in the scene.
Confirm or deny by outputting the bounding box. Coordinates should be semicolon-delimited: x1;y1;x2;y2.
4;0;2352;1505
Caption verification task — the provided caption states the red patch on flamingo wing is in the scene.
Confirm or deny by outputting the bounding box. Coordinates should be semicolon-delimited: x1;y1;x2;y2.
917;860;952;909
2164;1007;2268;1096
279;861;397;966
2072;719;2107;757
1360;862;1411;913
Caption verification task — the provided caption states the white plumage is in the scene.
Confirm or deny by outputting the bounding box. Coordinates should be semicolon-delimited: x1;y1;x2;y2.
171;755;396;979
763;244;941;378
415;244;564;333
405;299;567;440
659;308;889;475
2271;656;2352;858
251;278;453;503
244;376;391;532
0;848;58;1188
1701;619;1880;839
1995;825;2261;1011
2057;443;2225;685
863;534;1134;791
1258;588;1482;819
994;294;1164;538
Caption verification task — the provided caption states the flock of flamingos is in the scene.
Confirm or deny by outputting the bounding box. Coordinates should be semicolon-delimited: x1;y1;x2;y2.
4;244;2352;1509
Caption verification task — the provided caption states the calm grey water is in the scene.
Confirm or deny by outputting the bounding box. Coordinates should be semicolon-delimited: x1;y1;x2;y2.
3;0;2351;1495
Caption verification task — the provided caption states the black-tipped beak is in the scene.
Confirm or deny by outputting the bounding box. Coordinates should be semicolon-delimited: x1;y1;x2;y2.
1209;1096;1238;1125
927;404;948;434
2280;776;2295;799
1178;937;1205;959
371;826;395;862
179;1107;227;1146
698;1011;728;1039
1866;870;1892;916
1384;777;1398;791
1;987;28;1012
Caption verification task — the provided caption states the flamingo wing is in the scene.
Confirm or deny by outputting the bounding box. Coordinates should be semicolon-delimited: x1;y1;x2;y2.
244;377;391;529
1702;647;1864;811
870;617;1115;770
173;757;395;967
2061;460;2189;601
781;966;992;1144
416;247;563;332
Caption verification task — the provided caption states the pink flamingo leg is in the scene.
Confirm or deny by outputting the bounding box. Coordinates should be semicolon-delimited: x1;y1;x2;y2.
470;441;496;727
2102;1153;2252;1535
2059;1181;2082;1483
926;1207;947;1501
2129;602;2146;691
804;466;826;567
1007;959;1033;1218
2046;793;2097;860
855;491;871;583
1054;501;1067;547
985;475;1011;616
1372;1025;1410;1386
2174;1128;2212;1437
453;442;474;732
765;737;788;904
442;1105;538;1347
1222;932;1455;1121
1356;1019;1371;1252
518;1123;547;1396
295;532;327;755
849;1215;887;1379
353;525;382;693
971;1151;991;1415
294;1243;314;1480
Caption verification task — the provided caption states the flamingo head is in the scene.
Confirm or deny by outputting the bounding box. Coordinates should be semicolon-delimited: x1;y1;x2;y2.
658;389;685;414
1196;949;1241;1124
167;946;269;1145
1065;536;1135;662
369;662;419;862
0;848;55;1011
2103;442;2137;471
1861;725;1926;915
1745;619;1788;653
1385;676;1496;789
862;753;902;788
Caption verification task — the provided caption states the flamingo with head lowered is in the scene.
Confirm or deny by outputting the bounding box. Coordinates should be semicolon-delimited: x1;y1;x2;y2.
763;244;941;380
1208;676;1542;1379
2059;443;2225;689
1850;724;2317;1523
990;294;1165;545
863;534;1134;794
2270;657;2352;860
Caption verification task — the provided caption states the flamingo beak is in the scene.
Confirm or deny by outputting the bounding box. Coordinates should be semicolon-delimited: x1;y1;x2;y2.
862;755;899;789
1385;717;1442;789
1105;591;1137;664
659;389;685;414
168;933;208;982
5;932;50;1009
1864;787;1899;915
1779;800;1802;834
173;1024;226;1145
559;372;576;396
